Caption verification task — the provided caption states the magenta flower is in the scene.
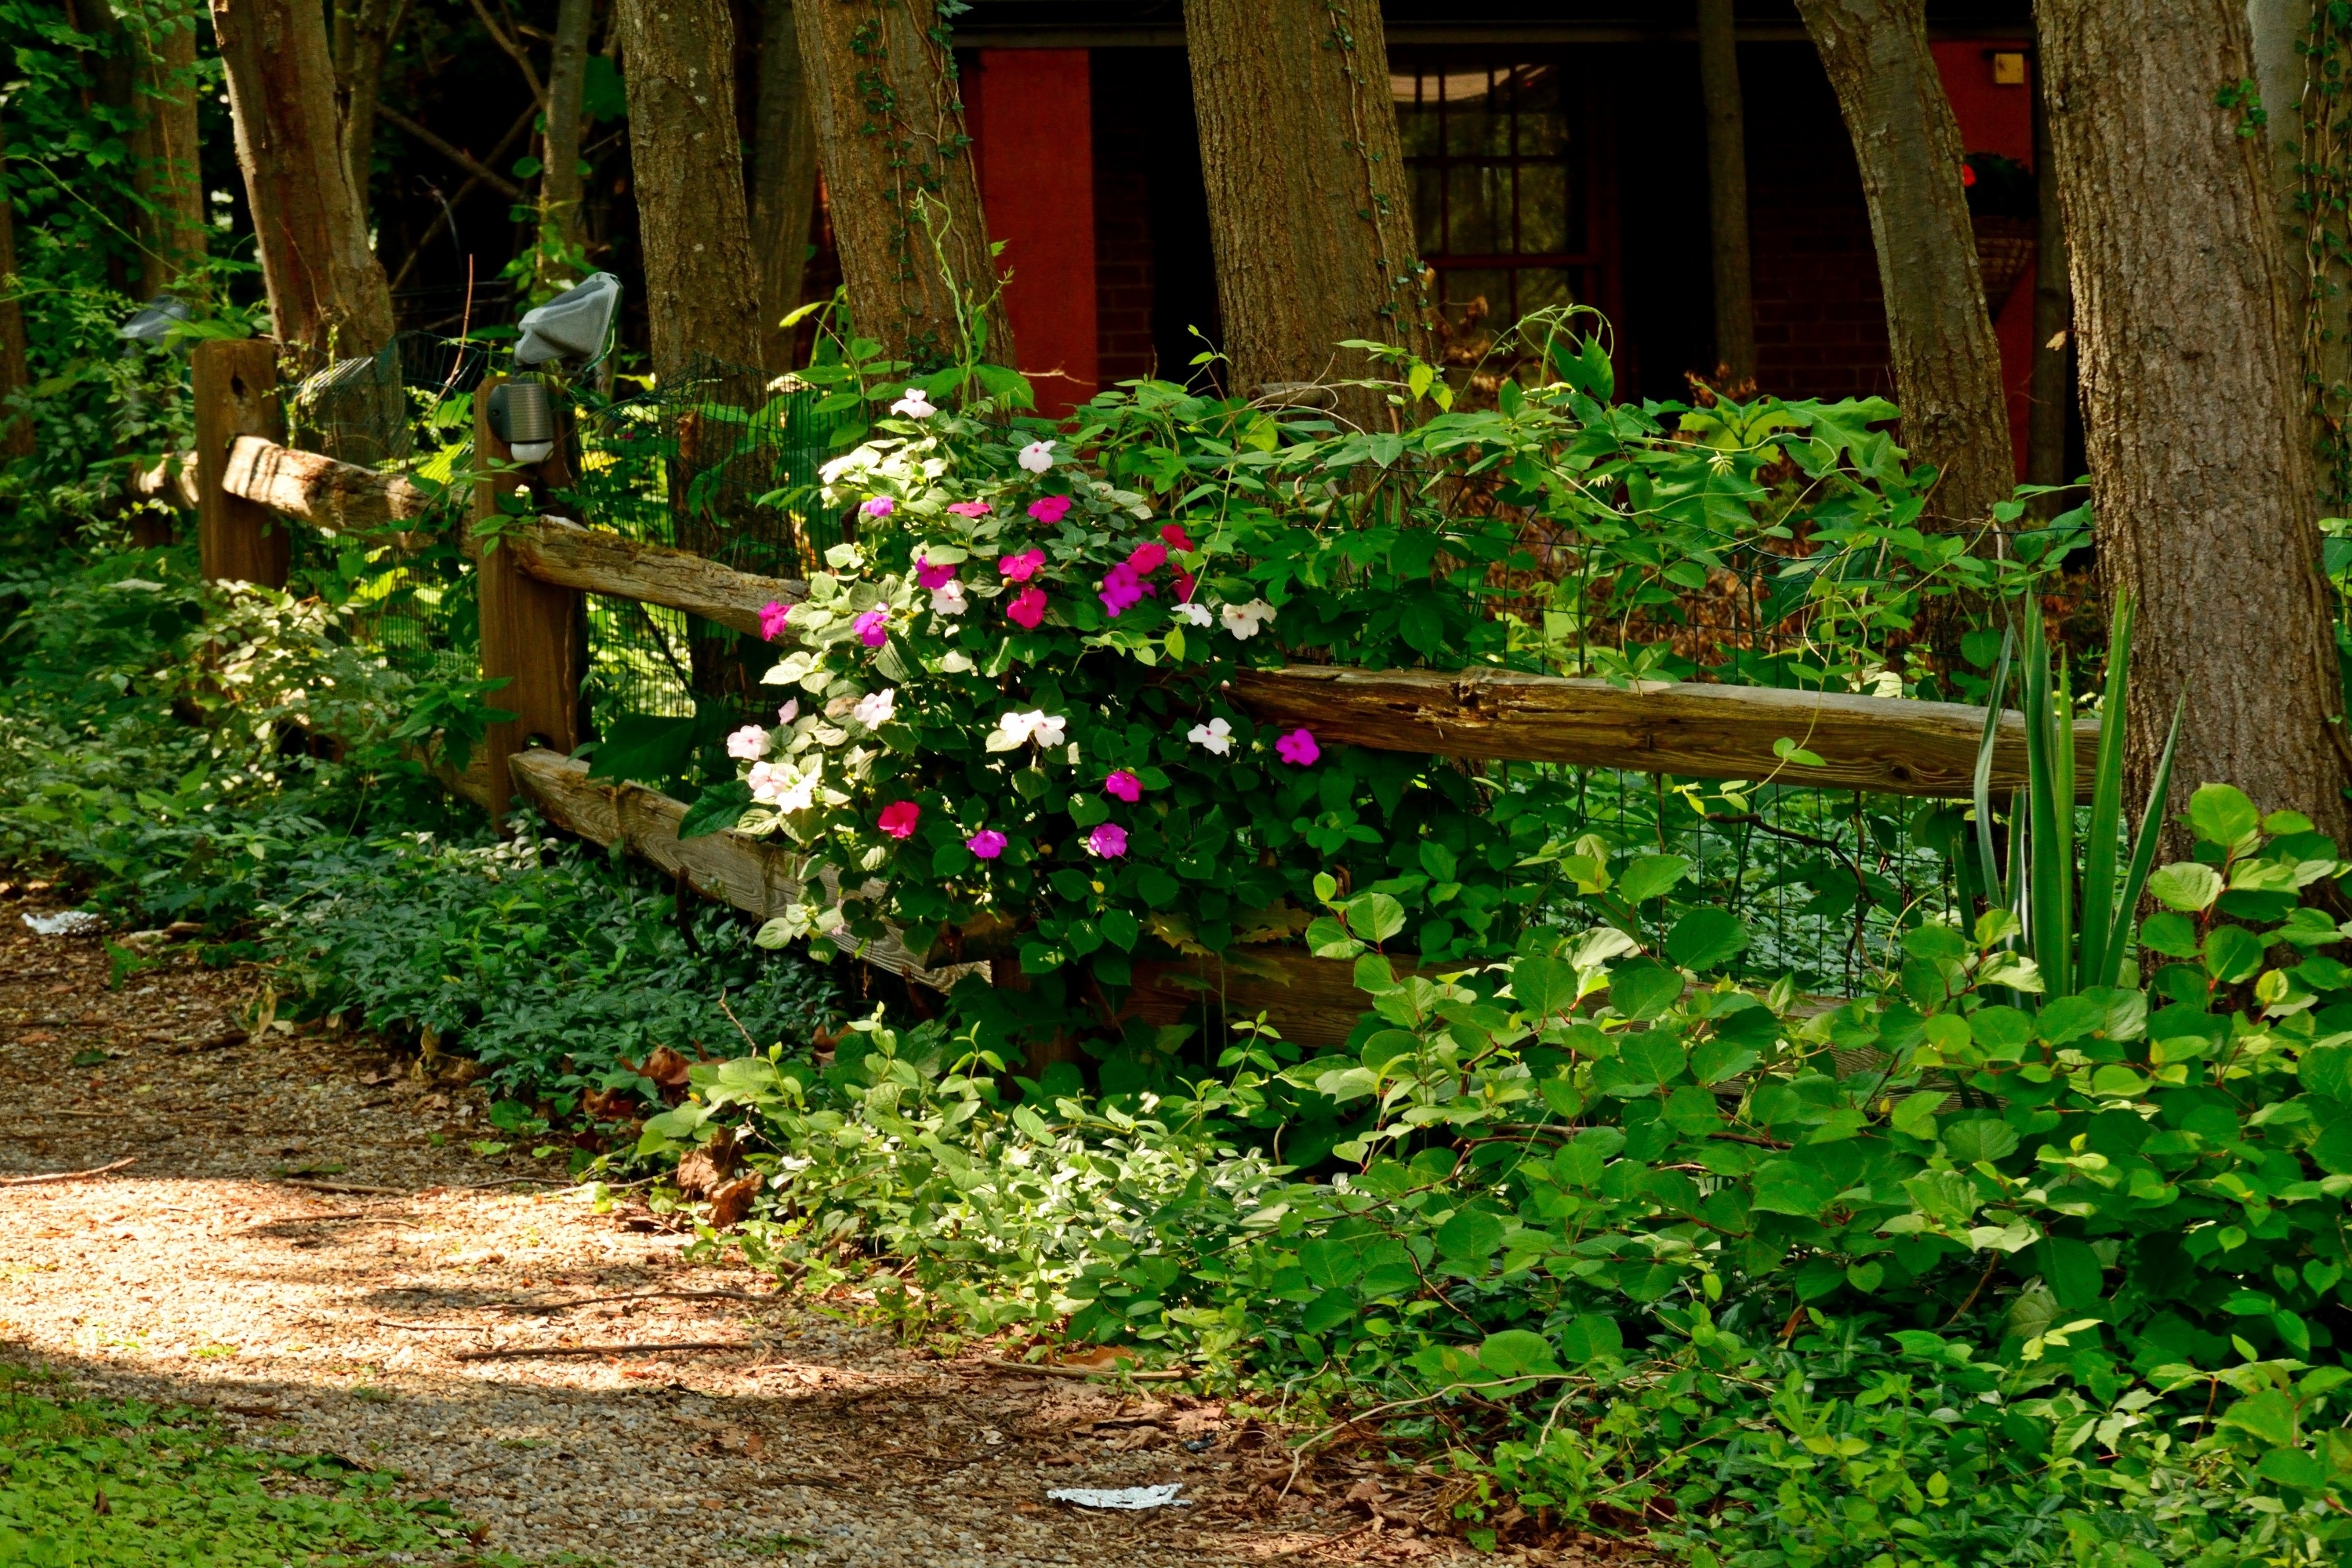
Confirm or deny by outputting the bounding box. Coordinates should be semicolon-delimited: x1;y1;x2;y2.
759;600;792;641
1126;541;1167;575
1160;522;1196;552
1029;495;1073;524
1104;770;1142;803
1000;548;1047;583
1007;585;1048;630
861;496;895;520
1172;568;1196;601
1098;562;1154;616
1086;822;1128;858
914;554;956;590
1274;728;1320;767
852;609;889;648
878;800;921;839
946;500;992;518
967;829;1008;860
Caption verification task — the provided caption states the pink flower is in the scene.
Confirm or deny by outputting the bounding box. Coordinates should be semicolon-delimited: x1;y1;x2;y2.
1085;822;1128;858
1172;568;1196;601
759;600;792;641
967;829;1008;860
1160;522;1196;552
1000;548;1047;583
852;609;889;648
1098;562;1154;616
1126;541;1167;575
861;496;895;520
1274;728;1320;767
1007;585;1048;630
946;500;993;518
1104;770;1142;803
915;554;957;590
878;800;921;839
1029;495;1073;524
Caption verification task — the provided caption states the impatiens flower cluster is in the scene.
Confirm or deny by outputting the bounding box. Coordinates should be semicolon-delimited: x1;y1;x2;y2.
999;549;1046;583
759;600;792;641
966;829;1008;860
727;724;768;760
1189;717;1233;754
852;609;890;648
1085;822;1128;858
1018;440;1055;474
749;759;816;812
1006;585;1047;629
861;496;895;520
889;387;935;419
914;554;956;589
1221;599;1277;640
1098;561;1155;616
986;709;1068;751
946;500;991;518
1274;727;1319;767
878;800;921;839
1104;770;1142;802
851;688;896;728
1029;495;1072;524
930;579;968;617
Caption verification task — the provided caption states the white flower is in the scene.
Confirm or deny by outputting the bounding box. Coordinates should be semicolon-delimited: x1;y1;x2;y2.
852;688;897;728
890;387;936;419
725;724;769;760
1189;717;1233;755
776;699;800;724
1017;440;1054;474
1221;599;1276;640
930;579;968;618
748;759;815;811
1174;602;1212;627
985;708;1068;752
1029;712;1068;747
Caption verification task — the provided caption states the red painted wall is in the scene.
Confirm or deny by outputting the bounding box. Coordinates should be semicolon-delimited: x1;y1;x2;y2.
1933;40;2035;477
965;49;1100;416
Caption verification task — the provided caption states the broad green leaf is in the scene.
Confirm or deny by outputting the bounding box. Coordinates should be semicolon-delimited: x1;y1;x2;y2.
1299;1238;1362;1290
1617;854;1692;905
2219;1389;2299;1449
1511;954;1580;1018
1749;1160;1843;1217
2203;924;2266;983
1664;908;1748;971
1609;961;1683;1022
1555;1313;1624;1363
2301;1040;2352;1102
2187;783;2261;850
1476;1328;1561;1378
1345;892;1406;943
1553;1126;1624;1188
1943;1117;2020;1164
1435;1207;1505;1264
1619;1034;1689;1087
1889;1090;1944;1140
1688;1037;1758;1086
2147;861;2223;913
1301;1288;1356;1334
2037;1236;2105;1308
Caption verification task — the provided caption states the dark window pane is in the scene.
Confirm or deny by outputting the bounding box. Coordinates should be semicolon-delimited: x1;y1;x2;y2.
1513;66;1571;157
1519;164;1571;254
1414;163;1443;257
1442;267;1509;317
1446;164;1505;255
1443;69;1498;158
1516;267;1575;319
1392;72;1441;158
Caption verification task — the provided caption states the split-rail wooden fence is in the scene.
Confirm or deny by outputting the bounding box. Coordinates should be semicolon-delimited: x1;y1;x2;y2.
164;340;2097;1046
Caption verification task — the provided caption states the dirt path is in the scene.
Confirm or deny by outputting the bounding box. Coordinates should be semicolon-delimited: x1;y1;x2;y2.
0;906;1631;1566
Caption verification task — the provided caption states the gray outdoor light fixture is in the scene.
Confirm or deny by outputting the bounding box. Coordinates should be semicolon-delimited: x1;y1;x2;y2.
488;273;621;465
117;296;192;347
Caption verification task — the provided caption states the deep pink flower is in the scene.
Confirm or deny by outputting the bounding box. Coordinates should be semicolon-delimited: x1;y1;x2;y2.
1029;495;1073;524
759;600;792;641
946;500;993;518
1274;728;1320;767
861;496;895;520
1086;822;1128;858
914;554;957;590
878;800;921;839
1171;568;1196;601
1098;562;1154;616
1126;541;1167;575
1160;522;1196;552
967;829;1008;860
1007;585;1048;630
1104;770;1142;803
999;549;1047;583
852;609;889;648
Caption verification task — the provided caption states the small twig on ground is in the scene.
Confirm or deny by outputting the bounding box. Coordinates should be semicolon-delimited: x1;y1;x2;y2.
0;1156;136;1186
374;1319;491;1333
489;1287;771;1314
23;1108;113;1118
976;1357;1196;1383
452;1341;755;1361
275;1178;410;1196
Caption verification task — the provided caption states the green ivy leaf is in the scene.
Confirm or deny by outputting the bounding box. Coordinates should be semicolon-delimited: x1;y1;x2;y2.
1555;1312;1624;1363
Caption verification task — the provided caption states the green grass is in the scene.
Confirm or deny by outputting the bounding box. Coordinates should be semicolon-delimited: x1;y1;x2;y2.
0;1363;493;1566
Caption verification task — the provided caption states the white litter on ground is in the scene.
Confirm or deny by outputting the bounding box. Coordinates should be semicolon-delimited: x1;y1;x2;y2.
22;911;105;936
1045;1484;1190;1511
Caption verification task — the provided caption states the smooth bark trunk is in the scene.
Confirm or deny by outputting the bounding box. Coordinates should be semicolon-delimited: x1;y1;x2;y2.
1181;0;1427;427
1697;0;1755;389
210;0;396;361
118;1;207;296
539;0;593;286
331;0;401;220
750;0;819;373
2025;45;2071;494
793;0;1008;369
615;0;764;378
0;108;31;457
1794;0;2014;528
2040;0;2352;840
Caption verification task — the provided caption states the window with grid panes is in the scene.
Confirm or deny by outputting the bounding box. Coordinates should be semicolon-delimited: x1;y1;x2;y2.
1390;56;1606;333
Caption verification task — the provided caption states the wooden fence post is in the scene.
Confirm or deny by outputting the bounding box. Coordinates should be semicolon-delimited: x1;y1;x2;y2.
474;376;587;822
192;339;289;586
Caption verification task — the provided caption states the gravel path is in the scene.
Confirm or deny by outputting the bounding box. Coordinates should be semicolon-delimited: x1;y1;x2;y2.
0;905;1637;1566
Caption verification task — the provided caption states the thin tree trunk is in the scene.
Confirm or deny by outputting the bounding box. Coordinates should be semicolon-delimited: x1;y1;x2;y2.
793;0;1007;370
1794;0;2013;528
750;0;818;374
2025;45;2071;494
0;107;33;458
1181;0;1427;428
2040;0;2352;840
331;0;401;221
210;0;396;362
615;0;764;379
1697;0;1755;390
538;0;593;289
132;2;206;296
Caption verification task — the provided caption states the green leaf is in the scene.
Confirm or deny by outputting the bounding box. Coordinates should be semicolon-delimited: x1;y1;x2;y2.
1617;854;1692;905
2138;910;2202;957
1889;1090;1944;1140
1942;1117;2020;1164
1344;892;1406;944
2256;1446;2327;1491
2037;1236;2105;1308
2301;1040;2352;1102
1306;916;1363;959
2148;862;2223;912
1435;1207;1505;1265
1749;1160;1844;1217
1555;1313;1624;1363
1301;1288;1356;1334
1477;1328;1561;1378
2219;1389;2299;1449
1688;1037;1759;1087
1608;961;1683;1022
1664;908;1749;971
2188;783;2262;850
1299;1238;1361;1290
2204;924;2267;983
1619;1033;1688;1087
1553;1126;1623;1188
1510;954;1579;1018
677;779;753;840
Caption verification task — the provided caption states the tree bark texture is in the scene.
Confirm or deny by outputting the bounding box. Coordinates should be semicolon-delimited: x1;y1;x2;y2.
2025;46;2071;493
538;0;593;285
116;1;207;296
793;0;1009;370
2040;0;2352;840
751;0;820;373
329;0;401;222
210;0;396;363
616;0;766;379
0;109;32;458
1794;0;2013;528
1181;0;1428;428
1697;0;1755;389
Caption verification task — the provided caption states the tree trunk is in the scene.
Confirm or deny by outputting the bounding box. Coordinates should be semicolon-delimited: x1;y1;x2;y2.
1794;0;2013;528
538;0;593;289
330;0;401;222
2025;45;2071;494
115;1;208;297
616;0;764;379
1181;0;1427;428
2040;0;2352;840
210;0;396;362
750;0;819;374
1697;0;1755;390
0;107;33;458
793;0;1007;370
